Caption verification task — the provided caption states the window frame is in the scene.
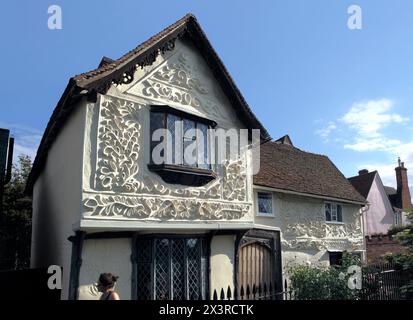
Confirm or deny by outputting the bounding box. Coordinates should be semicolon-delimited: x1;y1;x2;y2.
148;105;217;186
134;234;210;300
324;202;344;223
256;191;275;217
394;211;402;227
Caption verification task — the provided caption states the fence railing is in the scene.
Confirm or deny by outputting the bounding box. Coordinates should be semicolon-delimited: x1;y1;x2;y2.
360;262;409;300
211;262;410;301
212;280;294;300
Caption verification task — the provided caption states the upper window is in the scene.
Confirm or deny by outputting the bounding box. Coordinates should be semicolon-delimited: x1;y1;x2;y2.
325;202;343;223
148;106;216;186
394;211;402;227
257;192;274;216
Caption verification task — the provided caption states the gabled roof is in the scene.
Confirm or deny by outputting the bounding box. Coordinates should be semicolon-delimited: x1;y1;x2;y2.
274;135;293;146
253;140;366;203
26;13;271;194
348;171;377;198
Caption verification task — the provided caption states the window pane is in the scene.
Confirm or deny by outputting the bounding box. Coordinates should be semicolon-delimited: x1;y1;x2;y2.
325;203;331;221
197;123;209;169
337;205;343;222
329;252;343;266
167;114;181;165
258;192;272;215
331;204;337;221
183;119;197;167
150;113;165;163
154;239;170;300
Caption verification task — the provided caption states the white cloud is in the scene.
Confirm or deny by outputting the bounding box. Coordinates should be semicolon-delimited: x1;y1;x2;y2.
0;122;42;163
315;121;337;141
340;99;408;138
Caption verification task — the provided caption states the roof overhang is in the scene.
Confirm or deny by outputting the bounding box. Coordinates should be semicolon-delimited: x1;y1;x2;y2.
253;184;368;206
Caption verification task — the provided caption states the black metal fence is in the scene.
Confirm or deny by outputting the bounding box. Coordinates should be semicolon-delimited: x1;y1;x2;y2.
212;281;293;300
360;262;410;300
212;262;411;300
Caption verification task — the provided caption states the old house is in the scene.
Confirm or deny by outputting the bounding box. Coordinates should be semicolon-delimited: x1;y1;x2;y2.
348;160;411;262
27;14;366;300
348;159;411;236
254;137;366;271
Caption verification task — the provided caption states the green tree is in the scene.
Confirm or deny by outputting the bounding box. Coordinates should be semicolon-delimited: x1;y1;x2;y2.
288;253;361;300
384;209;413;299
0;155;32;270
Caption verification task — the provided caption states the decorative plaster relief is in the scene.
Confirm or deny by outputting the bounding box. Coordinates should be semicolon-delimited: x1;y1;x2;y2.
86;95;249;219
83;193;250;220
95;97;142;192
126;52;233;123
278;197;363;251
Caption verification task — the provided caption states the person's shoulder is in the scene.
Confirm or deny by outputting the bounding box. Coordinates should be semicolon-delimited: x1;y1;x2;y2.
111;291;120;300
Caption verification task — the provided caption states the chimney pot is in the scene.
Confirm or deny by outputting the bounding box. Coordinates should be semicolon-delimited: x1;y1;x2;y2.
359;169;369;175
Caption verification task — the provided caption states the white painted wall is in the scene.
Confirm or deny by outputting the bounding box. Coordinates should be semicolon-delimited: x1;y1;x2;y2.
78;238;132;300
31;101;86;299
364;174;395;235
209;235;235;297
80;38;254;228
253;188;365;276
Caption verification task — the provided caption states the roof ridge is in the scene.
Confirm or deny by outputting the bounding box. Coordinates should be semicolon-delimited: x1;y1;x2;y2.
265;140;330;158
73;13;195;84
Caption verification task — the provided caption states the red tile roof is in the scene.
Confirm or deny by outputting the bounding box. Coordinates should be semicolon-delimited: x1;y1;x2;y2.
254;141;366;203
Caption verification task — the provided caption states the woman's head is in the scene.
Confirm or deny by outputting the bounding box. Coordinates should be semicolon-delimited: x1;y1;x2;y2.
98;273;119;290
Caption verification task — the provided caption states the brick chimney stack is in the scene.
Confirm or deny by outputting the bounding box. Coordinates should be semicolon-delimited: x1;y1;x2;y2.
395;157;412;209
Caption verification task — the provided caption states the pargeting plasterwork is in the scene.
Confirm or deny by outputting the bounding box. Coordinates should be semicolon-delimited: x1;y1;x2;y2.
125;45;235;125
277;196;364;251
83;93;250;220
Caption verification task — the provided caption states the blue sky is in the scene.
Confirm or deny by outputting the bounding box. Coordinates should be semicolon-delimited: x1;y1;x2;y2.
1;0;413;191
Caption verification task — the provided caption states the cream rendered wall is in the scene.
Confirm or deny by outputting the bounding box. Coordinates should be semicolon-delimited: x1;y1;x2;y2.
80;37;255;229
364;174;395;235
253;189;365;277
78;238;132;300
210;235;235;297
31;101;86;299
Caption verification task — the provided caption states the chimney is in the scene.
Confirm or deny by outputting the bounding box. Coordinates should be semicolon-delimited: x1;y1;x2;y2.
359;169;369;175
395;157;412;209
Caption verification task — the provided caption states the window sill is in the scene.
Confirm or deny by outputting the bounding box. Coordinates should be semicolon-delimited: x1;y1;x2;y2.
326;221;345;225
256;213;275;218
148;164;217;186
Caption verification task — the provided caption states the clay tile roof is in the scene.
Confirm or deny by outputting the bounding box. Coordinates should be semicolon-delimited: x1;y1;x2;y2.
254;141;366;203
26;13;271;194
347;171;377;198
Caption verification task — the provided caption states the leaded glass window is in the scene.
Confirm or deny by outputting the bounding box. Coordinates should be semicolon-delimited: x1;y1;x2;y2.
136;236;209;300
150;110;211;169
257;192;273;216
325;203;343;222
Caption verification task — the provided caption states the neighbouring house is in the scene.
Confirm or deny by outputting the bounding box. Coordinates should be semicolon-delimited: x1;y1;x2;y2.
27;14;366;300
253;137;366;274
348;159;412;262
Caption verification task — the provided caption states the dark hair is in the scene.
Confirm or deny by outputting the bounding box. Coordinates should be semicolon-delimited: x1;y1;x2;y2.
98;273;119;288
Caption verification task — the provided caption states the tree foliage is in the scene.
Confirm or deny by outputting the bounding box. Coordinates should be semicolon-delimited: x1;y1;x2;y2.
0;155;32;270
383;209;413;299
288;253;362;300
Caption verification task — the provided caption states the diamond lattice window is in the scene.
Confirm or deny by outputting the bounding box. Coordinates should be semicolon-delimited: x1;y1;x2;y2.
136;236;208;300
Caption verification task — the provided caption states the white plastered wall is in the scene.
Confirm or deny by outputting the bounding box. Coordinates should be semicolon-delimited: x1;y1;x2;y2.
78;238;132;300
31;101;86;299
253;189;365;279
209;235;235;297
